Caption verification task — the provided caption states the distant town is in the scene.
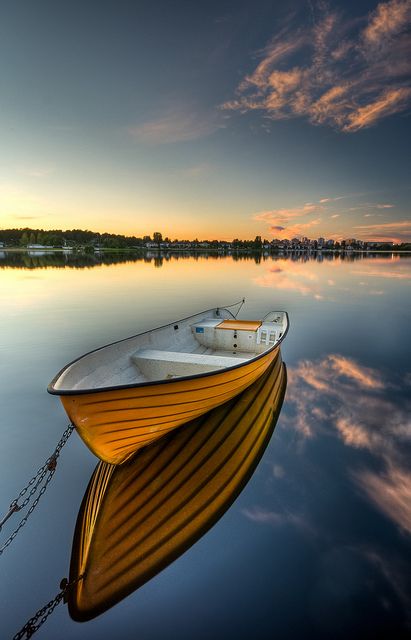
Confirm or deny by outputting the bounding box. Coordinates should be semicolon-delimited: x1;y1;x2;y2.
0;227;409;253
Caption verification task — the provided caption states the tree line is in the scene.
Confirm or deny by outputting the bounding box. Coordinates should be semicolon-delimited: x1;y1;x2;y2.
0;228;409;251
0;227;147;249
0;228;267;249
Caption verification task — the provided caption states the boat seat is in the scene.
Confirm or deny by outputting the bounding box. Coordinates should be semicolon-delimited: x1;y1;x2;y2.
131;349;248;381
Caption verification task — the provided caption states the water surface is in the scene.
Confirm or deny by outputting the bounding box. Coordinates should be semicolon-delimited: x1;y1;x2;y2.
1;252;410;639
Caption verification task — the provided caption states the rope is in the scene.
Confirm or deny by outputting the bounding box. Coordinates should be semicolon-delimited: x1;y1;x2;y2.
221;297;246;310
12;575;84;639
218;298;246;318
0;424;74;556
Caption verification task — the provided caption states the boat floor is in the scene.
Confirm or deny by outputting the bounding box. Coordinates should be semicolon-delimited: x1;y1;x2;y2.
72;346;256;390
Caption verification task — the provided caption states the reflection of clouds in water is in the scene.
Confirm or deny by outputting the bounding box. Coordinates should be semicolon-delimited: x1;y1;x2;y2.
285;354;411;535
242;506;303;528
254;263;324;299
365;548;411;620
352;257;411;281
242;505;317;537
328;354;384;389
240;351;411;627
354;466;411;535
253;258;411;299
272;463;285;478
308;544;411;634
309;547;374;633
353;269;411;280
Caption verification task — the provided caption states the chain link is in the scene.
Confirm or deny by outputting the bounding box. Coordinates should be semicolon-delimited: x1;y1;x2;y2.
13;575;84;639
0;424;74;555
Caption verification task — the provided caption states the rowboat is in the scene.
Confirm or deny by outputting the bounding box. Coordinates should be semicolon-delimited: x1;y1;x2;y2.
48;303;289;464
67;356;287;621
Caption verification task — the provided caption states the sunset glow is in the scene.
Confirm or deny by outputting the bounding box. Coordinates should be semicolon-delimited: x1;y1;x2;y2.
0;0;410;242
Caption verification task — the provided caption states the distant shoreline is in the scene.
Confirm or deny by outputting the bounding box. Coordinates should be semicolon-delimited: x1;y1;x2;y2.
1;247;410;255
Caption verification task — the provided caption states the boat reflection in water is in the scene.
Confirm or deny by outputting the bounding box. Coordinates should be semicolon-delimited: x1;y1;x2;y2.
68;353;287;621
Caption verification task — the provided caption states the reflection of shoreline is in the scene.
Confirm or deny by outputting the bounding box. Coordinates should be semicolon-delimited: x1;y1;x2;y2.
0;250;407;269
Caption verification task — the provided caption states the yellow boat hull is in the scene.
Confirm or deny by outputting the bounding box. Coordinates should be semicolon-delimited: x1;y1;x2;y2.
68;354;287;620
62;346;280;464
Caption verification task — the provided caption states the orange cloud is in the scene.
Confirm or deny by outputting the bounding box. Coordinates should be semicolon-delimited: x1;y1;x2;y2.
254;203;324;238
362;0;411;47
238;34;308;92
342;87;411;132
222;1;411;132
254;203;318;223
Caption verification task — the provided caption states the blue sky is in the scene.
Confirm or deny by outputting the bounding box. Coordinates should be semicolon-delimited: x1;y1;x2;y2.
1;0;410;241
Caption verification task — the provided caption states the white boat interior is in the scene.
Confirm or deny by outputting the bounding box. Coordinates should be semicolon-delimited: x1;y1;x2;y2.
51;309;288;391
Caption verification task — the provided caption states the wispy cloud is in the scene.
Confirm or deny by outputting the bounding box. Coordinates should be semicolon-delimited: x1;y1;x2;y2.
177;163;213;178
320;196;344;203
362;0;411;47
253;195;352;238
129;109;222;144
354;220;411;242
11;215;45;221
254;202;324;238
355;220;411;229
255;203;319;223
19;166;55;178
253;193;407;241
222;0;411;132
342;87;411;132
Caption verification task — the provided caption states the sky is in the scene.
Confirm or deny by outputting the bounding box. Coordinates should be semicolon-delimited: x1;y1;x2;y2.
0;0;410;242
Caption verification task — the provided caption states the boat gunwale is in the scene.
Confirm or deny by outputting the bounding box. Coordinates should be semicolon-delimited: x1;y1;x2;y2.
47;307;289;396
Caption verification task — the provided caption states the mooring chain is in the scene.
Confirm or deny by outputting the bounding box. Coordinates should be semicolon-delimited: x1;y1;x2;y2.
13;575;84;639
0;424;74;555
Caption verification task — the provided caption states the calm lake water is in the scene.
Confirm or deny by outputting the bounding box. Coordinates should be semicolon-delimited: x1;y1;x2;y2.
1;251;411;639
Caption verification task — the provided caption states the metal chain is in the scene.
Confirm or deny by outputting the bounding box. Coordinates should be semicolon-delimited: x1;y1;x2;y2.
0;424;74;555
13;575;84;639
